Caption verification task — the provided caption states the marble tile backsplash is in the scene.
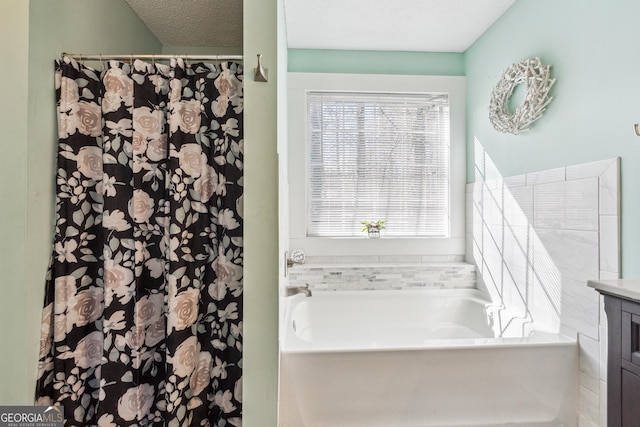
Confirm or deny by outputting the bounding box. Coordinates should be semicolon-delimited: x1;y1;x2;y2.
468;151;620;427
287;262;476;291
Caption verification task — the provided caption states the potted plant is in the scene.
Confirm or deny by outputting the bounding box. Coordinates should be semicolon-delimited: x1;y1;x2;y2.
361;220;385;238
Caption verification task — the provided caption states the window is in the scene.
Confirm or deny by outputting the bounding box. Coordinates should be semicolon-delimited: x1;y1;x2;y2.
288;73;466;256
307;92;450;237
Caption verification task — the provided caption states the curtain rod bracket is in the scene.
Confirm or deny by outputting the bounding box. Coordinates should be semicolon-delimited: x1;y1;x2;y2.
254;54;268;82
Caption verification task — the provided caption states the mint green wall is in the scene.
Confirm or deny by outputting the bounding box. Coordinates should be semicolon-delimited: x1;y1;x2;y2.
0;0;161;405
289;48;464;75
465;0;640;278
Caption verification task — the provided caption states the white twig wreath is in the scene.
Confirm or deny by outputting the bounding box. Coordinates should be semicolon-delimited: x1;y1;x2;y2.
489;57;556;135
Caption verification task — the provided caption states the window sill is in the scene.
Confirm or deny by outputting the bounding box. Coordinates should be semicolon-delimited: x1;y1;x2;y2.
289;236;465;257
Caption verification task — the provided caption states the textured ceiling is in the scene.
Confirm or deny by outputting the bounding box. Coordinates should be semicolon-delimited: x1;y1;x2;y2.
125;0;242;48
125;0;514;53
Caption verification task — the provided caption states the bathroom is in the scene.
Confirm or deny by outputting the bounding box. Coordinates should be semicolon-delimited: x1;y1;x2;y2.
1;0;640;426
280;1;635;426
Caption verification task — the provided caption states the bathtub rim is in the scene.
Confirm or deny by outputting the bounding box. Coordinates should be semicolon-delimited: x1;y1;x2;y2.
281;288;577;354
287;287;493;302
282;330;577;354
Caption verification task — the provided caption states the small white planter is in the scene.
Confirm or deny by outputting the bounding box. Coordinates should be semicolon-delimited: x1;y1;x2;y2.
367;229;381;238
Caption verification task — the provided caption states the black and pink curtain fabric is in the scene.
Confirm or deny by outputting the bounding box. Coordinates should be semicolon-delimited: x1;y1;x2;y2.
35;55;244;427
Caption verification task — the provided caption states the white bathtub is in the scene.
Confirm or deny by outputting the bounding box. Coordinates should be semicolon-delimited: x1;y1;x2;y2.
279;289;578;427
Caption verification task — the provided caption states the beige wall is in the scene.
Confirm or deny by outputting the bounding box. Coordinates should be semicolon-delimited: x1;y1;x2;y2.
0;0;30;404
242;0;280;424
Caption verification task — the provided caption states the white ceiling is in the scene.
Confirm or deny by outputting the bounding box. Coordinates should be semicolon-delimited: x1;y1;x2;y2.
125;0;515;53
284;0;515;52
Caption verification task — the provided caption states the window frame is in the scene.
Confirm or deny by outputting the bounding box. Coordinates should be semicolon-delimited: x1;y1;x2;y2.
306;91;451;238
288;72;466;257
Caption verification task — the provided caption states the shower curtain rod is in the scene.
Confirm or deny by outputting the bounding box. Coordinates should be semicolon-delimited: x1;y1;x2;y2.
61;52;269;82
62;53;243;62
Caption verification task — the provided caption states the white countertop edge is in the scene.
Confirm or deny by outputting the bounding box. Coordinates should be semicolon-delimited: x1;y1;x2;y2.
588;279;640;302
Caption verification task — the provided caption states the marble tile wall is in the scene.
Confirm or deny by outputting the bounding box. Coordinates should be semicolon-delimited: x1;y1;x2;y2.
287;258;475;291
467;156;619;427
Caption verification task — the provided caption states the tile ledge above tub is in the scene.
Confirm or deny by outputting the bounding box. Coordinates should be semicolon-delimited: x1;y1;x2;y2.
287;262;477;291
292;261;473;269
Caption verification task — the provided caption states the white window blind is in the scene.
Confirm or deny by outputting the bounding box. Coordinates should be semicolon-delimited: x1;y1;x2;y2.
307;91;450;237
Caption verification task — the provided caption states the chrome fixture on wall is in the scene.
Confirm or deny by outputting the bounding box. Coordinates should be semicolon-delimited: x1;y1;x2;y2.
285;284;312;297
254;54;268;82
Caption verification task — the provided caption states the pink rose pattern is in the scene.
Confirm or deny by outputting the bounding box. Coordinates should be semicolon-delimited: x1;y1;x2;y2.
36;56;244;426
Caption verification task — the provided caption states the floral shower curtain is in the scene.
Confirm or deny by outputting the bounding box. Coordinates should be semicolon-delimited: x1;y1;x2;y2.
35;55;244;427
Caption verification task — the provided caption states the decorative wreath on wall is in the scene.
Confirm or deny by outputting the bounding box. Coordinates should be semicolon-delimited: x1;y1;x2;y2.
488;57;556;135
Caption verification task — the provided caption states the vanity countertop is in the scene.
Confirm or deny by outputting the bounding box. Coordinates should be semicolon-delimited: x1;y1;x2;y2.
587;279;640;302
